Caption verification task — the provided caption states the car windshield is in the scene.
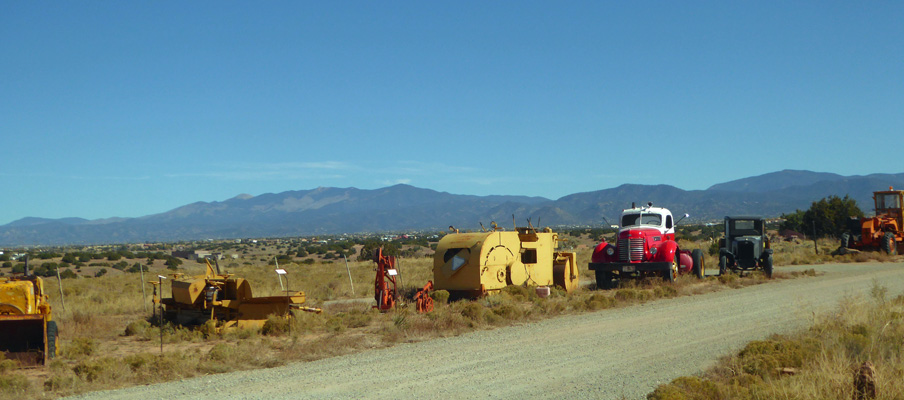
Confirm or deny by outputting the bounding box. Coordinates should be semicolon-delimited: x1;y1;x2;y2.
622;213;661;227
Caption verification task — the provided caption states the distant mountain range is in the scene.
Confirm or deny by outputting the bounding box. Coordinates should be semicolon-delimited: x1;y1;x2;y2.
3;169;904;246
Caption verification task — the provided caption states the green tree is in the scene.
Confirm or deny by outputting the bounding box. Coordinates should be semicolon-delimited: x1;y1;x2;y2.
781;195;863;238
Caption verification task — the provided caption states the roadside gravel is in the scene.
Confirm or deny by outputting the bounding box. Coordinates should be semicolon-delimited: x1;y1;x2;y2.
68;262;904;400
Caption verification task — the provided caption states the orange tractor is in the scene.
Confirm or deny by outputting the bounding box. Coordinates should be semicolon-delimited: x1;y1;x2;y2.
841;187;904;255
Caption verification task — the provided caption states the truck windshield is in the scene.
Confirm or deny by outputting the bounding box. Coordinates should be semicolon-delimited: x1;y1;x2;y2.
622;213;661;227
876;193;901;211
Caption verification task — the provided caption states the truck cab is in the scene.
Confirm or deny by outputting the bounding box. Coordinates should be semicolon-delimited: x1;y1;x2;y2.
589;203;703;289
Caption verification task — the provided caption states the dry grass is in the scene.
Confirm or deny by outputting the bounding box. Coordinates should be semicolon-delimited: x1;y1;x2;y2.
648;282;904;400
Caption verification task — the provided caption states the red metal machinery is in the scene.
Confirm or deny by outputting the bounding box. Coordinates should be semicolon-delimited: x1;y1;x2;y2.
414;281;434;313
373;247;398;311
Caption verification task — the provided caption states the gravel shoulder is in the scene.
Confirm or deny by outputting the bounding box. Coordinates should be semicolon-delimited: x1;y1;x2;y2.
67;262;904;400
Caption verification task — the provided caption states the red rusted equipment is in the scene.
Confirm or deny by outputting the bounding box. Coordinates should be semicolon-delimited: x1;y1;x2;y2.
414;281;434;313
373;247;398;311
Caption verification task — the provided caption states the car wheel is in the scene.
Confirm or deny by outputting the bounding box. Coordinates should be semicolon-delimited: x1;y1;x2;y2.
691;249;704;279
719;255;727;276
763;253;774;278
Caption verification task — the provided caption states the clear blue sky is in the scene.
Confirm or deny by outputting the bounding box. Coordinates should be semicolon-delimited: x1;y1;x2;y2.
2;2;902;225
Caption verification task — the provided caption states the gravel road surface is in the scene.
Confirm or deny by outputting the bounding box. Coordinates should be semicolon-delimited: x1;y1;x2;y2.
69;262;904;400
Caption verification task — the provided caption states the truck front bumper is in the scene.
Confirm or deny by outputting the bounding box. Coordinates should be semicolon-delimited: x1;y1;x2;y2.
588;262;671;274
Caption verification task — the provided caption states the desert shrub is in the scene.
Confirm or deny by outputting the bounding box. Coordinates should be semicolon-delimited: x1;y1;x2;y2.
457;301;486;324
493;303;524;321
648;376;721;400
430;290;450;304
123;319;150;336
262;315;292;336
65;338;97;358
0;373;30;396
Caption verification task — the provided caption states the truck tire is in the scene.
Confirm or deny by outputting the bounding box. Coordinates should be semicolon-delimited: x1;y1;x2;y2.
666;257;678;283
841;232;851;249
718;255;727;276
763;253;774;278
882;233;897;255
46;320;58;361
595;270;615;290
691;249;704;279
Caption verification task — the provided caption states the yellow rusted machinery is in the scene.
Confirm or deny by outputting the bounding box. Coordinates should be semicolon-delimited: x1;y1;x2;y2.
433;223;578;298
0;259;58;366
154;260;320;330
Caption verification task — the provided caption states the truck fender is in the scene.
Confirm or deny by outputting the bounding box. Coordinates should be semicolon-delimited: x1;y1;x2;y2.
764;248;774;256
591;242;614;263
652;240;679;263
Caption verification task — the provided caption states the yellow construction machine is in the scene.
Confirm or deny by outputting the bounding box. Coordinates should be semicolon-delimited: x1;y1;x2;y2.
0;258;58;366
433;223;578;298
154;260;320;330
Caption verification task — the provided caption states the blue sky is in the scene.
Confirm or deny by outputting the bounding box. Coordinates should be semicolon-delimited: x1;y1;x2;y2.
1;2;901;225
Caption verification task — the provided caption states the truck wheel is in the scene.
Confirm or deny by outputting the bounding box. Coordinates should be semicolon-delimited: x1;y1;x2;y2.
595;270;615;290
718;255;727;275
841;232;851;249
666;257;678;283
763;254;774;278
46;320;58;361
882;233;897;255
691;249;704;279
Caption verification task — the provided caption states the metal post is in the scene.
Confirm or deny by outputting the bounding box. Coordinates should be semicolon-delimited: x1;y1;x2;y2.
157;275;165;354
813;221;818;254
343;255;355;296
139;263;148;313
54;264;66;311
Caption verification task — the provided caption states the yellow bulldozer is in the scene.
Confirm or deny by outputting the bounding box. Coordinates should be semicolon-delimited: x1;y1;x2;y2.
0;258;58;366
154;259;319;330
433;223;578;298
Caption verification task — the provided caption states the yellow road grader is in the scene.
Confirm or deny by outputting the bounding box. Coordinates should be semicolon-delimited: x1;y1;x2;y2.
0;259;58;366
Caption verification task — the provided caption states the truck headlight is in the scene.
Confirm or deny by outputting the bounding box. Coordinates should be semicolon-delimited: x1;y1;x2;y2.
606;247;615;256
650;247;657;255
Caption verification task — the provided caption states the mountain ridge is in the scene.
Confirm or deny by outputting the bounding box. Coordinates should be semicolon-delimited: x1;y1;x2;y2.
4;171;904;246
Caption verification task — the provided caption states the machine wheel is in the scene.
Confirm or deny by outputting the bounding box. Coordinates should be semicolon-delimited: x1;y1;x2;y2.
691;249;705;279
46;320;58;360
882;233;897;255
666;257;678;283
763;254;774;279
553;259;578;293
718;255;727;276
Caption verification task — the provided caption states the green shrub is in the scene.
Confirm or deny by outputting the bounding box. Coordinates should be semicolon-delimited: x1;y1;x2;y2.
123;319;150;336
430;290;450;304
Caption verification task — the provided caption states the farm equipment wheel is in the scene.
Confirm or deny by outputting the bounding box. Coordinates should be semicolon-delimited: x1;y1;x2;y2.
718;255;727;275
691;249;705;279
595;270;616;290
882;233;897;255
763;254;774;279
666;257;678;283
553;258;579;293
841;232;851;249
46;320;58;360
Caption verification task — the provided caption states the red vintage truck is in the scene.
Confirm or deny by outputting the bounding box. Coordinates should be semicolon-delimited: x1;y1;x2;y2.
589;203;704;289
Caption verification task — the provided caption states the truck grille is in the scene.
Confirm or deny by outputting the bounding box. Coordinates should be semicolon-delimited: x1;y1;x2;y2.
618;238;645;261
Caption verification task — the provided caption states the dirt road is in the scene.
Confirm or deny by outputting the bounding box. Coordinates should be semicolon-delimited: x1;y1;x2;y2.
69;262;904;400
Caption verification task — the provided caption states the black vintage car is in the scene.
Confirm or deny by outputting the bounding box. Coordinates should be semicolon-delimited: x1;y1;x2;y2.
718;216;773;278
